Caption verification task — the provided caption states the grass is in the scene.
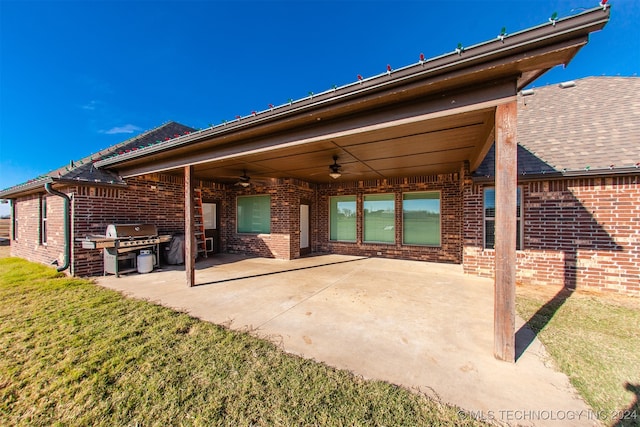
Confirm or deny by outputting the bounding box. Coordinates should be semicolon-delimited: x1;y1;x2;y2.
516;285;640;426
3;247;638;426
0;256;485;426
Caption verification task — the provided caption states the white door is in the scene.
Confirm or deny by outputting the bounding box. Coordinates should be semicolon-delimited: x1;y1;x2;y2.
300;204;309;252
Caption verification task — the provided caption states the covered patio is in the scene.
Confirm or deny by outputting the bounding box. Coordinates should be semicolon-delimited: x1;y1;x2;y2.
96;254;593;426
94;7;610;363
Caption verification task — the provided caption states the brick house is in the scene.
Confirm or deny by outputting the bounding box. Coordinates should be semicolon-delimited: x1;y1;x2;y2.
0;5;623;360
2;122;199;274
465;76;640;296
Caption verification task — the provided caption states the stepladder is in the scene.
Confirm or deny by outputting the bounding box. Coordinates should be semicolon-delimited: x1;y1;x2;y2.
193;189;208;258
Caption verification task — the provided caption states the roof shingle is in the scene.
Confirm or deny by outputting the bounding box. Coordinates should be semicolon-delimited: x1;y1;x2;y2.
474;76;640;178
0;121;196;197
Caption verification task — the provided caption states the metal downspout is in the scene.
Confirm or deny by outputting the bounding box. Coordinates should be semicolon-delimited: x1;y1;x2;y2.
44;183;70;272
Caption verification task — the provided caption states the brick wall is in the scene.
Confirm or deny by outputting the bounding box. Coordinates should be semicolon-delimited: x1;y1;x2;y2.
316;173;464;263
10;174;315;275
464;175;640;295
223;178;315;260
10;193;68;269
70;174;226;276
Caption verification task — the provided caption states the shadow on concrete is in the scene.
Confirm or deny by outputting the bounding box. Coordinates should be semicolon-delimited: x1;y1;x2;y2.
613;383;639;427
515;287;574;361
194;255;369;287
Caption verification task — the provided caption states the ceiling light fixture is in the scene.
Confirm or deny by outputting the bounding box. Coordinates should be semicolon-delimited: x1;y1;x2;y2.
329;155;342;179
238;170;251;187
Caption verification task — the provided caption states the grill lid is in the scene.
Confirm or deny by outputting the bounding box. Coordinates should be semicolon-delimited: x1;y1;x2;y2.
106;223;158;238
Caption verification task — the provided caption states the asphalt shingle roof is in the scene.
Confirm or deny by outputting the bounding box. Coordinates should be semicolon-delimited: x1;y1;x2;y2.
0;122;195;197
4;77;637;196
474;76;640;178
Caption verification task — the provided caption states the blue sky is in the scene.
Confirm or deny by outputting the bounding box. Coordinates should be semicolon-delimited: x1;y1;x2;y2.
1;0;638;215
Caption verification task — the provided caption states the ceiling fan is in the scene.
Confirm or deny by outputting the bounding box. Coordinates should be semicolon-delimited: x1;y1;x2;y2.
329;155;342;179
235;170;251;187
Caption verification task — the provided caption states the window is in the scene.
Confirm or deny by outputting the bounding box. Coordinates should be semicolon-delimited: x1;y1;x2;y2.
363;194;395;243
11;201;17;241
329;196;356;242
237;195;271;234
203;203;216;230
484;187;522;250
40;196;47;245
402;192;440;246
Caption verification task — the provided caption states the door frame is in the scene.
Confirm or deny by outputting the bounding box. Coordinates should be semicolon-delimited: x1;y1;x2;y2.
202;199;221;253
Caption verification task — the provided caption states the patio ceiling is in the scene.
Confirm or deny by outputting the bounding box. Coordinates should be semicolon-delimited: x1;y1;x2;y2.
97;6;610;185
113;79;513;184
188;105;497;184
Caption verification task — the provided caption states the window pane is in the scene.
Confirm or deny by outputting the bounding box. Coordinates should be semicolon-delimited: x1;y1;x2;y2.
483;187;522;250
203;203;216;229
237;195;271;234
484;188;496;218
364;194;395;243
402;192;440;246
485;220;495;249
330;196;356;241
485;220;521;250
12;202;17;240
41;197;47;244
484;188;521;217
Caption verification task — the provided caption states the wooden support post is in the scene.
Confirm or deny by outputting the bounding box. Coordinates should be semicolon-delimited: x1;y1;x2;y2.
494;101;517;362
185;165;195;287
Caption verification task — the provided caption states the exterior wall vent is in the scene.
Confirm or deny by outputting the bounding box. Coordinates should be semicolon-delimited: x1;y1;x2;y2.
521;89;535;96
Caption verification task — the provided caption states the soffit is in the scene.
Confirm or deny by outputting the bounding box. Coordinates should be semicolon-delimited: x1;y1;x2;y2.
175;108;495;184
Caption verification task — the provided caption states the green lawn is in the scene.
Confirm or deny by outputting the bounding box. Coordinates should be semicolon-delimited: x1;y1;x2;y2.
516;286;640;427
0;257;485;426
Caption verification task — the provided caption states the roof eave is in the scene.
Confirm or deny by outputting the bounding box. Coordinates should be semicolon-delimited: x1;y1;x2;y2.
94;6;610;170
0;177;127;199
53;178;128;187
0;178;53;199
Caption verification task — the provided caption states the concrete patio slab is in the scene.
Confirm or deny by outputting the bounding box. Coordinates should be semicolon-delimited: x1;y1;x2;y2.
95;254;598;426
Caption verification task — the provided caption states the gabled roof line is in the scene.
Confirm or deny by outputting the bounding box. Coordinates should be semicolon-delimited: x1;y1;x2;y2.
95;5;610;169
0;121;195;198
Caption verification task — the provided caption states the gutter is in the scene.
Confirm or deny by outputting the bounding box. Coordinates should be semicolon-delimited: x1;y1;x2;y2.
0;176;126;200
0;177;53;199
472;166;640;183
94;6;610;170
44;182;71;273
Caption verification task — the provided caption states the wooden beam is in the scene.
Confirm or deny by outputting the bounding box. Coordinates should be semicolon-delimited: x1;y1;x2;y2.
469;108;496;172
494;101;517;362
185;165;195;287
